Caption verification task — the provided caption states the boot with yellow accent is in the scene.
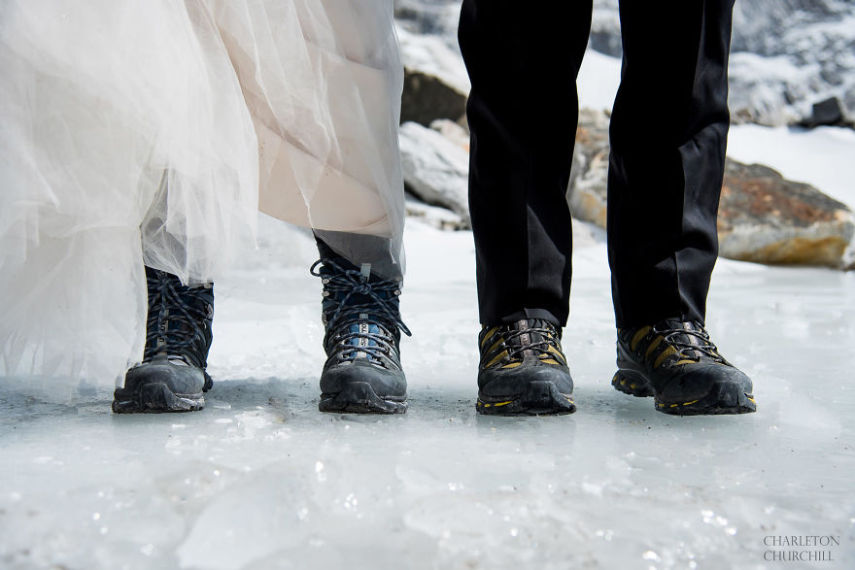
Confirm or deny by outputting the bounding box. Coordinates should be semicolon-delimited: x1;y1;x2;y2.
477;319;576;415
612;320;756;415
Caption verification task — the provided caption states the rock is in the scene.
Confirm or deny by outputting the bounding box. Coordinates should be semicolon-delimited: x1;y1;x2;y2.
719;0;855;127
730;0;843;56
398;101;855;267
405;196;468;231
588;0;622;58
395;0;855;129
718;161;855;268
399;121;471;227
429;119;469;151
727;53;814;126
402;70;468;126
799;96;853;128
567;109;610;229
395;0;461;39
809;97;846;126
459;0;855;128
593;0;855;128
396;27;470;127
567;109;855;269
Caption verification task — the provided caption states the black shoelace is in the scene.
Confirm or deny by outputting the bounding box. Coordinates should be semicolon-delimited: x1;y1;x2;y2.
143;270;211;367
311;259;411;365
502;323;562;361
654;323;725;363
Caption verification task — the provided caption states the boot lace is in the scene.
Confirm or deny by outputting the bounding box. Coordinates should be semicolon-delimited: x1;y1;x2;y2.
503;323;562;361
144;270;212;368
311;259;411;366
480;320;565;370
654;322;726;364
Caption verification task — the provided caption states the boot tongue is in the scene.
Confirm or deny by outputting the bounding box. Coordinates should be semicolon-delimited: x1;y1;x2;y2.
655;319;704;360
320;264;383;318
510;319;550;359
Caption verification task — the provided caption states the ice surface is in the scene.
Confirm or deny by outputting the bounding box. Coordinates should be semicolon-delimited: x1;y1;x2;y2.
2;213;854;569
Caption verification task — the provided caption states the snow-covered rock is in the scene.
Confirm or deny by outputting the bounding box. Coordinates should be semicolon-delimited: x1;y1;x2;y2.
395;0;855;128
429;118;469;150
596;0;855;127
727;52;820;126
395;0;461;48
399;122;471;227
405;196;467;231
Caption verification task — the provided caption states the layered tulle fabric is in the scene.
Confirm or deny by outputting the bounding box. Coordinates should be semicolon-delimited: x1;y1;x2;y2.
0;0;405;387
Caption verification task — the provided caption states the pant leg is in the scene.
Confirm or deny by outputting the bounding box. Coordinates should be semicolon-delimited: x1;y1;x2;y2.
459;0;593;326
314;231;403;282
608;0;735;328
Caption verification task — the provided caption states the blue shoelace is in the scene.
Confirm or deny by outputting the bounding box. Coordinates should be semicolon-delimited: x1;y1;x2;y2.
311;259;411;365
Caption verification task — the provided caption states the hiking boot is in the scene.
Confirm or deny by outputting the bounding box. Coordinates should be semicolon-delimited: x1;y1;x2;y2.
312;258;410;414
612;320;756;415
476;319;576;415
112;266;214;413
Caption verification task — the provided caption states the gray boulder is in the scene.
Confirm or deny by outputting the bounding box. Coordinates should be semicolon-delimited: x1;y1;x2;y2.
396;26;470;127
399;121;471;227
405;196;468;231
799;97;854;129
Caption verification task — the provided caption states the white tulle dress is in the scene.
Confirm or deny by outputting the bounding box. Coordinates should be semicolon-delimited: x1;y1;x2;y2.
0;0;405;389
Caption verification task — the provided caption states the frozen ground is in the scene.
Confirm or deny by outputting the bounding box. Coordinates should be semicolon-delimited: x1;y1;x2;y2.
1;210;854;569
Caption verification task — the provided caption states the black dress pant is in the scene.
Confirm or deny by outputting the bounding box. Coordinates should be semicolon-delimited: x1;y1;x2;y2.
459;0;735;329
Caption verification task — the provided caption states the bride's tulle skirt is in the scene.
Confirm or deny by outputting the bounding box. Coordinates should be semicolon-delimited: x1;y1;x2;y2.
0;0;405;389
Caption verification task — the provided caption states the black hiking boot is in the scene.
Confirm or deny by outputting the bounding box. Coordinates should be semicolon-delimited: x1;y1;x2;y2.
312;258;411;414
476;319;576;415
612;320;756;415
112;266;214;413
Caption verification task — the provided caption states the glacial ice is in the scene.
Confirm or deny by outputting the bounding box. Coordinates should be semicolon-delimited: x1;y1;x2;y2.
1;212;853;569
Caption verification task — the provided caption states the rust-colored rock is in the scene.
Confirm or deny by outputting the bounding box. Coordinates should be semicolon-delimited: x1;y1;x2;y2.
566;109;855;269
718;161;854;267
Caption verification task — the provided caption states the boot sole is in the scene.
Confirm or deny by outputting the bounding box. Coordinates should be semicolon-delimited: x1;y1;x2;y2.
477;380;576;416
112;382;205;414
611;369;656;397
612;370;756;416
319;382;407;414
